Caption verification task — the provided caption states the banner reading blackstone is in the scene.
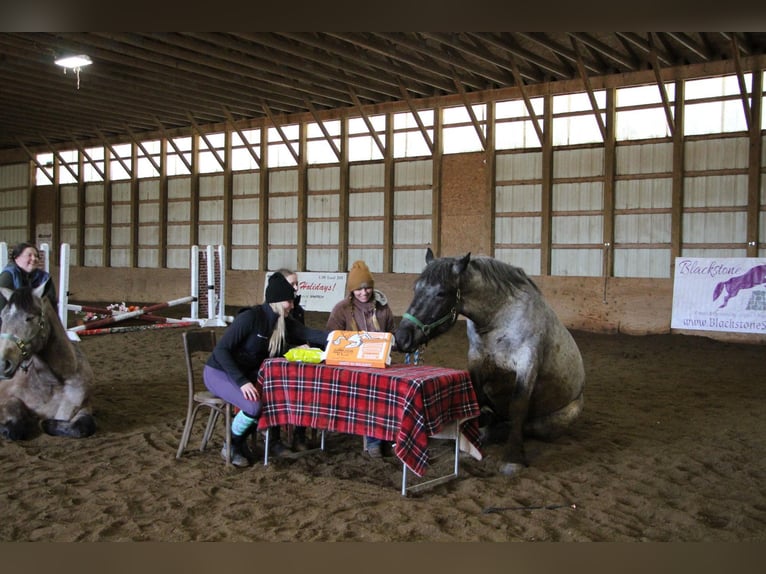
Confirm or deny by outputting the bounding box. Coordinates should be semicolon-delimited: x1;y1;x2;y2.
671;257;766;334
265;271;347;313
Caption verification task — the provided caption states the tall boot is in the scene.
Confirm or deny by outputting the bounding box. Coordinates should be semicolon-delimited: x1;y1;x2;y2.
221;432;251;467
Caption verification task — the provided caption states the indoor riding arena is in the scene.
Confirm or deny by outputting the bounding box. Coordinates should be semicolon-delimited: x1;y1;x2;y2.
0;32;764;551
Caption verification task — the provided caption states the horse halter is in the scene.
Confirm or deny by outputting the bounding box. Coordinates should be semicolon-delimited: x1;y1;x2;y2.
0;312;48;372
402;288;461;337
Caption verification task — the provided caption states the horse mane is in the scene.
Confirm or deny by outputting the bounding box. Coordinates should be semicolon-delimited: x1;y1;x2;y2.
420;254;539;297
467;256;540;297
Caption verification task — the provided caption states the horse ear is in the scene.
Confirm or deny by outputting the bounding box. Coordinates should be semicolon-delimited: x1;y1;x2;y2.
454;252;471;275
0;287;13;302
32;283;46;300
425;248;435;264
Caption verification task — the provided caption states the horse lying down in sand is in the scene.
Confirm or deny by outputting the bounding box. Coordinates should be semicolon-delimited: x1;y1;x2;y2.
395;249;585;476
0;284;95;440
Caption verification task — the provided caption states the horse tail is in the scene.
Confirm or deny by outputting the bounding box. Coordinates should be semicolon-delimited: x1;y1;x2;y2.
712;280;726;301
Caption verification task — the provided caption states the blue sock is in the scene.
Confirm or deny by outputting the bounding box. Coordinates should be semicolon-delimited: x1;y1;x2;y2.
232;411;256;437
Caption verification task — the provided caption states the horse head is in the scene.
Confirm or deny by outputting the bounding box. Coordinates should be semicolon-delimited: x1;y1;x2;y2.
395;248;470;353
0;284;50;379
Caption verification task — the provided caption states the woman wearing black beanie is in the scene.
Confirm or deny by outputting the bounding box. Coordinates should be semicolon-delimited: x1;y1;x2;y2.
203;272;330;466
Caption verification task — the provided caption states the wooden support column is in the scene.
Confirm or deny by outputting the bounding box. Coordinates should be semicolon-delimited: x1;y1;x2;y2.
540;93;553;275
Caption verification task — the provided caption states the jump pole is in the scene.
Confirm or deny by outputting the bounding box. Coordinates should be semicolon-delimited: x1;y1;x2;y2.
68;295;197;333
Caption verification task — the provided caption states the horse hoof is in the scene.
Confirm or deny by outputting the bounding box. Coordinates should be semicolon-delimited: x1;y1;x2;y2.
499;462;525;477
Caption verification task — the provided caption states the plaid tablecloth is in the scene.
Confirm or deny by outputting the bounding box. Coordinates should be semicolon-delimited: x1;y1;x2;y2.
256;358;483;477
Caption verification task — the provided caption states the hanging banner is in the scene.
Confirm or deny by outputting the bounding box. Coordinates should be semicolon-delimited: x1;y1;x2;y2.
671;257;766;334
266;271;347;313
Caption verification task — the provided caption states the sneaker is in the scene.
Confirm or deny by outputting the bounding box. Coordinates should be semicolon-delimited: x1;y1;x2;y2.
269;440;292;458
365;444;383;459
221;444;249;468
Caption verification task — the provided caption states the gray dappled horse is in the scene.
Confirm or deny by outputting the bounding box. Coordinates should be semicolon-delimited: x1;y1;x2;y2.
0;284;95;440
395;249;585;476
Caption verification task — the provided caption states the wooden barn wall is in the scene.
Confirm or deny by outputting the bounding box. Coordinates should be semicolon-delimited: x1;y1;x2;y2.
440;152;491;257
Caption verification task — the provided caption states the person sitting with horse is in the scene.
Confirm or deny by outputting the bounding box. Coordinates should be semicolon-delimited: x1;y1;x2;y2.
203;271;330;467
326;260;396;459
0;242;57;314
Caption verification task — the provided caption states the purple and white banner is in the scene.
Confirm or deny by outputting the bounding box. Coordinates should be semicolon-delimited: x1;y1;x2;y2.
671;257;766;334
266;271;347;313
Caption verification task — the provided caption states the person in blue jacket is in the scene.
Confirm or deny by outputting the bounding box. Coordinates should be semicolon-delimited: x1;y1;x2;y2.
0;242;57;314
203;271;329;467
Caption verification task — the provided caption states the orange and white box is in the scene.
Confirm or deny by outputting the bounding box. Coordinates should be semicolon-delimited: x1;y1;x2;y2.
323;330;394;368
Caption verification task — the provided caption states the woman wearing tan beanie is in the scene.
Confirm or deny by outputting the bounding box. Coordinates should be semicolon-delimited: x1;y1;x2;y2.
326;260;396;458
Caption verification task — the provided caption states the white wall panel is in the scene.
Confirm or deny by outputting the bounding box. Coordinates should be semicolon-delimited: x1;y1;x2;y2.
168;177;191;198
496;184;541;212
306;249;337;271
394;189;431;216
350;163;384;188
552;215;603;243
682;247;746;258
551;248;601;276
308;166;340;190
393;248;429;273
395;159;432;186
199;199;223;221
233;198;258;219
685;137;749;170
307;194;339;218
231;248;258;270
552;182;603;210
495;216;541;243
112;182;131;201
60;207;78;225
394;219;431;243
138;249;158;268
616;142;673;175
84;227;102;246
84;249;103;267
199;174;223;196
110;248;129;267
167;226;190;247
85;183;104;203
307;221;338;244
496;152;542;181
349;191;384;216
269;196;297;219
138;226;158;244
139;203;159;222
615;178;672;209
168;202;190;222
683;174;748;207
553;148;604;178
269;169;299;192
614;248;671;278
233;172;259;195
268;248;297;271
0;163;29;188
232;223;259;245
0;188;27;207
85;205;104;224
615;213;671;243
198;225;223;246
348;249;383;271
682;212;747;243
349;220;383;244
111;228;130;245
139;180;159;199
269;222;297;245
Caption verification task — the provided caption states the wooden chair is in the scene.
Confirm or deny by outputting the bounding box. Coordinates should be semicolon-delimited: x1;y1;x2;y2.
175;329;234;466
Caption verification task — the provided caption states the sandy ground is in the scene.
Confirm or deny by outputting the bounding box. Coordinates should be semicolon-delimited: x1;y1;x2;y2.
1;308;765;542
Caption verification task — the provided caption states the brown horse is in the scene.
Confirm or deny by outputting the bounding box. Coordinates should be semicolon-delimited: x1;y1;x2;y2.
0;284;95;439
395;249;585;476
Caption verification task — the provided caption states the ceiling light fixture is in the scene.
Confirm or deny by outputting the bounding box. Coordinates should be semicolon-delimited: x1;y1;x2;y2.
54;54;92;90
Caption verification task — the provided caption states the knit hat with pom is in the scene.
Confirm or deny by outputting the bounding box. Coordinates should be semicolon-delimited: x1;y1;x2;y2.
266;272;296;303
347;260;374;292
